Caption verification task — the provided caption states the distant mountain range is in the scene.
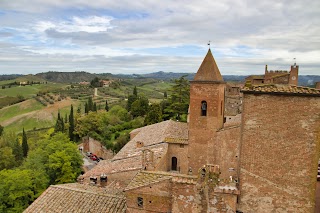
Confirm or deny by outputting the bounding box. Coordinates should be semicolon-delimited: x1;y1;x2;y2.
1;71;319;87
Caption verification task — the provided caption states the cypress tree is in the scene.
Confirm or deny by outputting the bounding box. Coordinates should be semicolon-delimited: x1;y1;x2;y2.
69;104;75;141
164;91;167;99
54;111;64;132
93;103;97;112
64;113;68;123
88;97;93;112
133;86;138;96
105;100;109;111
22;128;28;157
85;102;88;114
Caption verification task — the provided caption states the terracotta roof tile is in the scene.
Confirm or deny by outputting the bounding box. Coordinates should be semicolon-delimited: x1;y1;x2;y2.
24;184;126;213
125;171;197;191
242;84;320;96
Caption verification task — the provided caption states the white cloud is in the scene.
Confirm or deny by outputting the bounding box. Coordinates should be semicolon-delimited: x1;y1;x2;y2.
0;0;319;75
34;16;113;33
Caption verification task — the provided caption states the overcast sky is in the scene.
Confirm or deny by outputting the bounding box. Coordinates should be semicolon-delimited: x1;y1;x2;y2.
0;0;319;75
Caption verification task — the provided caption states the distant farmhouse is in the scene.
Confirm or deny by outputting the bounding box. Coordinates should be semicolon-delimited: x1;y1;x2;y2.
25;49;320;213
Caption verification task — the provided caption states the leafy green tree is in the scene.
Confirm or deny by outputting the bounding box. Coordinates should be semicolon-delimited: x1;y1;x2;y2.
144;104;162;125
131;96;149;117
90;77;100;87
164;76;190;121
22;128;29;157
69;104;75;142
113;133;130;153
127;94;137;111
24;133;82;185
105;100;109;111
75;111;107;138
0;169;35;212
0;147;15;170
109;105;131;122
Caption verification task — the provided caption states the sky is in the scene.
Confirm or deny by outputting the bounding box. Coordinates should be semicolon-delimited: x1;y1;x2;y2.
0;0;319;75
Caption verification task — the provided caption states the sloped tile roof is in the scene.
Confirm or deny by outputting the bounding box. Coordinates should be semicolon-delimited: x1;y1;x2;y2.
245;75;265;80
125;171;172;191
115;120;187;160
164;137;188;144
242;84;320;96
82;155;142;179
125;171;197;191
24;184;126;213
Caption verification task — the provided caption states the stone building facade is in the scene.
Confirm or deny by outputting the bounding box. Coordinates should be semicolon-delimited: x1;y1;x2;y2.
25;50;320;213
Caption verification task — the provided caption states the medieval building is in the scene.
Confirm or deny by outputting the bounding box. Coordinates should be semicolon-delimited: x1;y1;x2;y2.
246;64;299;86
24;49;320;213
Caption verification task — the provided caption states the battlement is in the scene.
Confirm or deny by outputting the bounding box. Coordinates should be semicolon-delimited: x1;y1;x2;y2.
265;70;288;74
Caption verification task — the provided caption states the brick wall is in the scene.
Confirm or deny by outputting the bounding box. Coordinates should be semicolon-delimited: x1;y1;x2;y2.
213;126;241;180
126;180;172;213
238;93;320;212
188;82;225;172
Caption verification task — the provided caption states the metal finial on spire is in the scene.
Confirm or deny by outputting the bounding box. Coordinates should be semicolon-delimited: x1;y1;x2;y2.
293;58;296;66
208;40;211;49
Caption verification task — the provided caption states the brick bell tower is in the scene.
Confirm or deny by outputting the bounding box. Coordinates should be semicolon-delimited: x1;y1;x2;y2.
188;49;225;173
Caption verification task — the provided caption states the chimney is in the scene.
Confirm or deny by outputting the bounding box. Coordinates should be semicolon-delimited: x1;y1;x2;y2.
90;176;97;185
100;174;108;187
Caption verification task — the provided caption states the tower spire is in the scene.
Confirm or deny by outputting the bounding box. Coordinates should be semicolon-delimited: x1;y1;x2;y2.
193;49;223;81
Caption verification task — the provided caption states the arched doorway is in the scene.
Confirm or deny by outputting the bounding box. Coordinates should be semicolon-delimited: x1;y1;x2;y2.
172;157;177;171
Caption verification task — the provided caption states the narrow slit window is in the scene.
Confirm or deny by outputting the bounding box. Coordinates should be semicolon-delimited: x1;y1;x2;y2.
172;157;177;171
201;101;207;116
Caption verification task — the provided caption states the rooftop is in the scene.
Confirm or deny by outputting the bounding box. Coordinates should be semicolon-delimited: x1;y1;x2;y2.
125;171;197;191
242;84;320;96
24;184;126;213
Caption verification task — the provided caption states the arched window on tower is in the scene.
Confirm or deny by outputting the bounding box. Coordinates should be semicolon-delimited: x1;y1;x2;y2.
201;101;207;116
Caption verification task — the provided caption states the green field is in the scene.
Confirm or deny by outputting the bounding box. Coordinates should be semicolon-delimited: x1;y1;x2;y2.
0;76;174;134
0;99;44;123
0;83;66;98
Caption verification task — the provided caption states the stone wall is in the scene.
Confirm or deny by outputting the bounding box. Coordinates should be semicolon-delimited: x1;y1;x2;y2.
82;137;114;159
167;143;189;174
238;93;320;212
